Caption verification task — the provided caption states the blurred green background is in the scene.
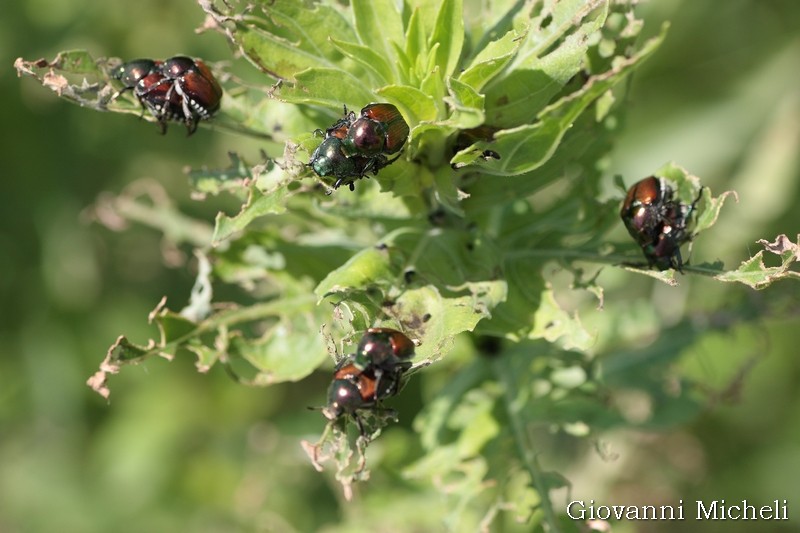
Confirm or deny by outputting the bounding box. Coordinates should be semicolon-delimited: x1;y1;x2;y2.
2;1;799;532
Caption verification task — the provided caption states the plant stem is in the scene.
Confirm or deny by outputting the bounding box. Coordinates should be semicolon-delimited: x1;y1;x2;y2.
491;355;562;533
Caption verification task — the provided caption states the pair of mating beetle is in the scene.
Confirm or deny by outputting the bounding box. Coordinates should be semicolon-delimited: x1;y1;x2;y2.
323;328;416;431
114;58;410;193
308;103;410;191
620;176;703;271
112;56;223;135
112;59;408;188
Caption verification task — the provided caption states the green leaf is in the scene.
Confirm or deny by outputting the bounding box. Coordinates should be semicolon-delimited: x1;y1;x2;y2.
715;235;800;288
376;85;438;123
452;26;666;175
316;228;508;358
187;151;256;197
459;106;612;212
154;310;199;345
213;231;354;288
217;88;307;141
428;0;464;77
372;155;433;199
530;289;593;351
234;2;356;79
483;2;610;127
275;68;375;108
330;38;394;86
315;245;399;302
523;0;608;59
445;78;485;129
419;65;446;118
352;0;404;79
393;284;507;361
15;50;135;114
404;8;427;83
458;28;524;91
475;255;546;339
235;23;335;79
484;40;586;128
89;292;324;398
212;185;289;245
228;312;328;384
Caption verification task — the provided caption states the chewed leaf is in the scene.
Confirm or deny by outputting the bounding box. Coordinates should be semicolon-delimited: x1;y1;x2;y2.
481;0;609;128
187;151;257;197
314;245;399;302
392;284;507;361
695;188;738;233
217;1;356;79
88;292;324;398
452;26;666;175
15;51;132;113
88;179;214;247
715;235;800;289
458;28;524;91
530;289;594;351
620;264;679;286
212;184;290;245
228;313;328;385
86;335;158;400
757;234;800;259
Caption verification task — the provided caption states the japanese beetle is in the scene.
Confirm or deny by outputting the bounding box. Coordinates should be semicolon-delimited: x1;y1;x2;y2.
308;103;407;191
309;136;400;191
320;106;356;140
309;137;368;186
112;59;180;133
354;328;415;372
323;362;403;421
353;328;415;401
159;56;223;133
620;176;702;271
111;59;160;89
644;194;701;271
342;103;409;157
134;72;186;132
620;176;674;247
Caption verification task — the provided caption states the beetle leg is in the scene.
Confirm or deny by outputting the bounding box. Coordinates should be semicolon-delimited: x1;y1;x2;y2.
171;81;199;135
